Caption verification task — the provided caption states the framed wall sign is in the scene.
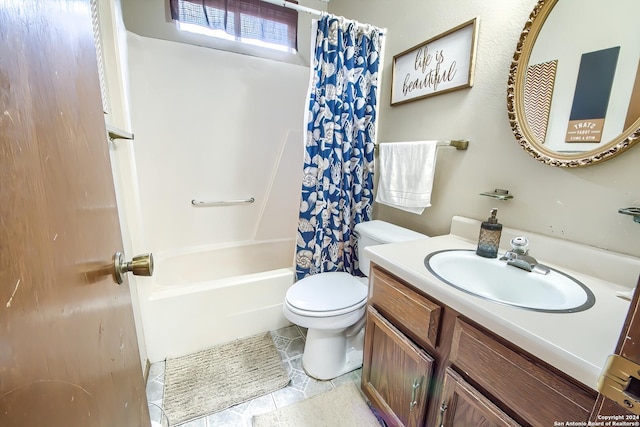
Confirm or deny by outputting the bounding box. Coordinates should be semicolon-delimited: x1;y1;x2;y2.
391;18;478;106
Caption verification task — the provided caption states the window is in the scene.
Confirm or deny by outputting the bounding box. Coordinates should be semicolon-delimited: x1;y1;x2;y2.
169;0;298;53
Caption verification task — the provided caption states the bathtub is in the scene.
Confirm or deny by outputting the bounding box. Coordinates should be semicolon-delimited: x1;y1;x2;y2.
142;239;295;362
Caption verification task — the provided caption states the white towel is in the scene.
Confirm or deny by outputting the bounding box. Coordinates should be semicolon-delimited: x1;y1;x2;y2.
375;141;438;215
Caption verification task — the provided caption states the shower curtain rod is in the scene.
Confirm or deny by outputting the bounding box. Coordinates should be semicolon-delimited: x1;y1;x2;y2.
260;0;324;16
261;0;387;35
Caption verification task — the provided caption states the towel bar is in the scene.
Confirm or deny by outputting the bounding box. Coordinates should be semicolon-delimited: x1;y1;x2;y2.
374;140;469;151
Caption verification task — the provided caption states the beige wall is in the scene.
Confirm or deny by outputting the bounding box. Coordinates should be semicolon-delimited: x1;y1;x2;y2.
329;0;640;259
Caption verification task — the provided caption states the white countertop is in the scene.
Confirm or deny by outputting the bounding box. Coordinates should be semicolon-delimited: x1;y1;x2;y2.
364;217;640;390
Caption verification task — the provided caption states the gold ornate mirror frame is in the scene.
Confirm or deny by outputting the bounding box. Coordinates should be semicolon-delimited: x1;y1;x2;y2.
507;0;640;167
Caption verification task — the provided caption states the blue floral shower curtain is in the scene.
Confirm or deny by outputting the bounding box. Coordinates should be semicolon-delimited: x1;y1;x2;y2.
295;15;384;280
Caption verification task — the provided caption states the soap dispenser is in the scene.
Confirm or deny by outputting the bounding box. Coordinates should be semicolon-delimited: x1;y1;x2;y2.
476;208;502;258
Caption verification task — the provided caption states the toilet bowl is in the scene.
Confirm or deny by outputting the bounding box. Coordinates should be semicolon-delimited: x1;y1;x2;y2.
284;220;427;380
283;272;368;380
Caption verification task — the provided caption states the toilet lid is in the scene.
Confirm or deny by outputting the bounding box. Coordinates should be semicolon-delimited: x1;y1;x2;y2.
286;272;368;312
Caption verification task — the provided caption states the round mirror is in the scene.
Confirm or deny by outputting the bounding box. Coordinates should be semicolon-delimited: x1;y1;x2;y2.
508;0;640;167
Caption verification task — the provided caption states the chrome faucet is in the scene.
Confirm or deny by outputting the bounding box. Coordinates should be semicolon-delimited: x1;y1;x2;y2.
500;237;550;275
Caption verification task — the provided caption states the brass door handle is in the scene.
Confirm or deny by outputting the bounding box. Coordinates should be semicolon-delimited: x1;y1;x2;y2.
113;251;153;284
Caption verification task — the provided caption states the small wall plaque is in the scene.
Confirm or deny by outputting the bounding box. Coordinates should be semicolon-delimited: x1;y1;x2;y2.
565;46;620;143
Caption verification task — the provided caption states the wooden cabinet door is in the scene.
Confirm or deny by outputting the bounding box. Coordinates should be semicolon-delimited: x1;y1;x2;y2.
362;306;434;427
439;369;520;427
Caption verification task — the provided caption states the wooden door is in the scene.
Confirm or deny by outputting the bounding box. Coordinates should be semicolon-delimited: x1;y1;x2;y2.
362;307;433;427
590;277;640;421
0;1;150;426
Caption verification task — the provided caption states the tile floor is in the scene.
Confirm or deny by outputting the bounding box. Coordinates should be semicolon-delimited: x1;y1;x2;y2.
146;325;366;427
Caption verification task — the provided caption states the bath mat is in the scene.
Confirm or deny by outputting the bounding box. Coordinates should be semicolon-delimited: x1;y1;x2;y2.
163;333;290;426
252;382;382;427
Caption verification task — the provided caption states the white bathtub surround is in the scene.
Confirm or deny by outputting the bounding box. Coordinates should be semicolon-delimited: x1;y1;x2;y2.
364;216;640;390
144;239;295;362
254;129;305;242
127;32;308;254
126;31;310;362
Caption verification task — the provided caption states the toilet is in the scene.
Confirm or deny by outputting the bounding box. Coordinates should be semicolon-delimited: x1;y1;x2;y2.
283;220;428;380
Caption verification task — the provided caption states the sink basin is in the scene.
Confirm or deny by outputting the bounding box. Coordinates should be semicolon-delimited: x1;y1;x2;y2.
424;249;595;312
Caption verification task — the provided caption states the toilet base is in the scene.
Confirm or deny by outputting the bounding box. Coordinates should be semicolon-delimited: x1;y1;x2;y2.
301;328;365;381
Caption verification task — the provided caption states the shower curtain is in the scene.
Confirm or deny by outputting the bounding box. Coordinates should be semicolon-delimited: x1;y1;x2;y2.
295;14;385;280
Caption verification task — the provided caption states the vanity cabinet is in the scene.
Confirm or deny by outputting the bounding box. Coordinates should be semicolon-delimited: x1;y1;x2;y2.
450;318;595;425
362;264;597;427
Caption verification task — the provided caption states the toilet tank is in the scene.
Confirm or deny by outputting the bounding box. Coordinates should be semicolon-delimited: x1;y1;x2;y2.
354;220;428;276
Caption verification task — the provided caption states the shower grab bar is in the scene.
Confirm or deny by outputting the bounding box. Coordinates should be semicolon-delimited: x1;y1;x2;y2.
374;139;469;151
191;198;255;207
